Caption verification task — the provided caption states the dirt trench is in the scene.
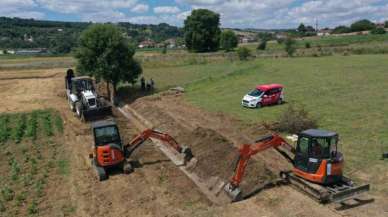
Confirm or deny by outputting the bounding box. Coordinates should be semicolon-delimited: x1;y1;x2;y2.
130;96;275;198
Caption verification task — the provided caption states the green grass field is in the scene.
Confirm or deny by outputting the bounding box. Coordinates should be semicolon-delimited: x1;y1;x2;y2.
242;34;388;50
183;54;388;191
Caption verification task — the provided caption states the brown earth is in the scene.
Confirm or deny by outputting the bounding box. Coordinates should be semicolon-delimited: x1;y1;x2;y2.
130;97;274;196
0;69;386;217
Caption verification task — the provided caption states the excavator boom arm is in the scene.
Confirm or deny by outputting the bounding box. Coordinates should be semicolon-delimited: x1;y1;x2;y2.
230;134;294;187
125;129;193;162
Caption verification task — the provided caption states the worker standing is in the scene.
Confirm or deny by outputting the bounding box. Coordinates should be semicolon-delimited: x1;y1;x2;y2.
150;78;155;90
140;77;145;91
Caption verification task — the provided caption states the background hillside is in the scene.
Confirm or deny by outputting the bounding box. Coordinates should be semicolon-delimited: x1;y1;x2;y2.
0;17;182;53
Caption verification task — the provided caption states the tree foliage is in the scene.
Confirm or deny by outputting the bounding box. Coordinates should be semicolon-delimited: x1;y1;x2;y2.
297;23;307;33
257;40;267;50
256;32;275;41
236;47;251;60
0;17;182;52
371;28;386;35
75;24;142;102
350;19;376;32
332;25;351;34
284;37;296;57
220;30;238;51
184;9;221;52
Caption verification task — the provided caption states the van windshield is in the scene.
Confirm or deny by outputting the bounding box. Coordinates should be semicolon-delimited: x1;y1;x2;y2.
248;89;263;97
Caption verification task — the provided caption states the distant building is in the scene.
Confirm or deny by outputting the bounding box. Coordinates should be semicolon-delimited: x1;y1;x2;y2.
23;34;34;42
376;23;385;28
275;32;288;39
317;29;332;36
138;39;155;48
14;48;48;55
237;35;256;44
164;38;177;48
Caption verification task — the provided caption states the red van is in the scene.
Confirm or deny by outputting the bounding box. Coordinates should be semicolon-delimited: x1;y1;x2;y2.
242;84;284;108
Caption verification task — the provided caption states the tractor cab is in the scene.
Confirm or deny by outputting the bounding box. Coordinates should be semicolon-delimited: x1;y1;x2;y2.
293;129;344;185
70;76;95;95
91;120;125;167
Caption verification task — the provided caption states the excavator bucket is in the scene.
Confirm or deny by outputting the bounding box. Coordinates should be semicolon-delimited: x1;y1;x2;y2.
223;183;242;202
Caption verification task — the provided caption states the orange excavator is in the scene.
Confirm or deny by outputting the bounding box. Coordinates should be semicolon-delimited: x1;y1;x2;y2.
90;120;193;181
224;129;370;203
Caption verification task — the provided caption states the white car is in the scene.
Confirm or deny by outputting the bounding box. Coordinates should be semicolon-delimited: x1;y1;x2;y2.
242;84;284;108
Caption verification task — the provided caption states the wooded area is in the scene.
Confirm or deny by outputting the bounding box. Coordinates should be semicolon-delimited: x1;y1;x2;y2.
0;17;182;53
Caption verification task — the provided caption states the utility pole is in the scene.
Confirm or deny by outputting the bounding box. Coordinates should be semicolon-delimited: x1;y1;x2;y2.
315;18;319;32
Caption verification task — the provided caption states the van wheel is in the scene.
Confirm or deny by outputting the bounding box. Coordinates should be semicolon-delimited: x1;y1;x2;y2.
277;98;283;105
256;102;262;108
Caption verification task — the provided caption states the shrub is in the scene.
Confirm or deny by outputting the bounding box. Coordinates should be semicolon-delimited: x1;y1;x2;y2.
12;114;26;143
54;113;64;134
276;38;285;44
1;186;14;201
275;105;318;134
28;200;38;214
15;192;27;206
0;200;5;212
284;38;296;57
220;30;238;51
305;42;311;49
236;47;251;61
371;28;386;35
257;41;267;50
26;112;38;140
41;112;53;136
11;159;21;181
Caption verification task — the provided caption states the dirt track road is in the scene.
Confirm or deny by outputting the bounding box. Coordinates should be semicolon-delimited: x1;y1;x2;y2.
0;69;386;217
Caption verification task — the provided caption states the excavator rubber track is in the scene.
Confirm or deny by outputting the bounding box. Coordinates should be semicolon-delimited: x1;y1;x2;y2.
281;171;370;204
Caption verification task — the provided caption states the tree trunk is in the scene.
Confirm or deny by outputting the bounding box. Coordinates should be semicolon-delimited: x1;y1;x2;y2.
106;81;111;101
112;82;117;105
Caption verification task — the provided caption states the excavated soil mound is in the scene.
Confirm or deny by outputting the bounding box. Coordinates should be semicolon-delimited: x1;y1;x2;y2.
131;99;275;195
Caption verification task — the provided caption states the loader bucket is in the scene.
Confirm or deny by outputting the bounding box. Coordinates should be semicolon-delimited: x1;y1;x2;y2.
83;106;112;121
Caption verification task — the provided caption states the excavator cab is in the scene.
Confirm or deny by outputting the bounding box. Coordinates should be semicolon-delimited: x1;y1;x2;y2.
293;129;344;185
90;120;132;181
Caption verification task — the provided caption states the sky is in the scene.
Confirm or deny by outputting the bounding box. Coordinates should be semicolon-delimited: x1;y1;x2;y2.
1;0;388;29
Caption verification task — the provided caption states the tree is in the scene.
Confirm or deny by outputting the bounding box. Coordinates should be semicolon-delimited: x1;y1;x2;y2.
332;25;351;34
306;26;315;32
257;40;267;50
284;37;296;57
256;32;274;41
385;21;388;28
350;19;376;32
75;24;142;103
220;30;238;51
184;9;221;52
371;28;386;35
297;23;307;34
236;47;251;60
50;32;76;54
